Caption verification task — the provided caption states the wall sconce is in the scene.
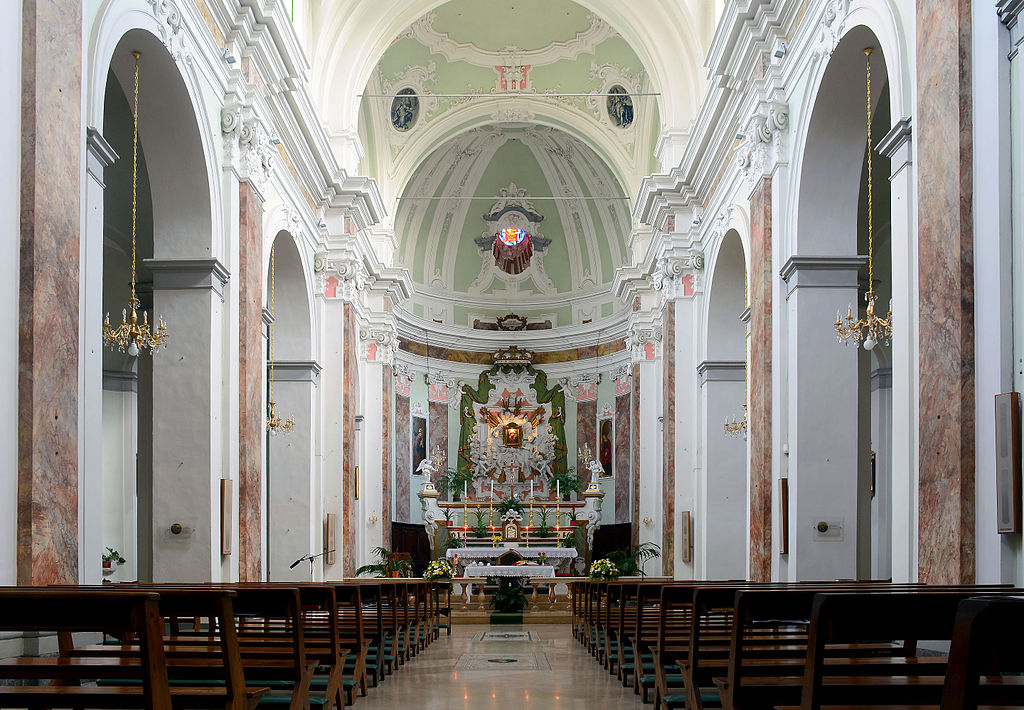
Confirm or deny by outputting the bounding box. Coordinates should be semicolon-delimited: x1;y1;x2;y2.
367;515;378;525
642;516;654;526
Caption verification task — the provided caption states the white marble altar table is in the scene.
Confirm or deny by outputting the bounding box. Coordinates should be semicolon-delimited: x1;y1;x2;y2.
445;546;576;561
463;564;556;578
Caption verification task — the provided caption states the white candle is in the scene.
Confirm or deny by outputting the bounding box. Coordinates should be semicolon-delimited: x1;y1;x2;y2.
491;480;494;498
530;480;534;498
557;480;560;498
464;481;468;497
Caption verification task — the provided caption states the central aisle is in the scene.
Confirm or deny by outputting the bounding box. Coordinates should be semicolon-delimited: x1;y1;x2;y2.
358;623;647;709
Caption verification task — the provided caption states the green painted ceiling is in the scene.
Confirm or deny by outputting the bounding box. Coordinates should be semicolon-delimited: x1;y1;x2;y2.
430;0;592;52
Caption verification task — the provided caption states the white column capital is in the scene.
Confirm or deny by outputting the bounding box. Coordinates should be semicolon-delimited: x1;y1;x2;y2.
735;100;789;196
221;100;276;200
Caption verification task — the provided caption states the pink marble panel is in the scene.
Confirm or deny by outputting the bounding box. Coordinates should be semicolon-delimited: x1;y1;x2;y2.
916;0;975;583
342;304;357;576
615;375;631;396
662;302;675;575
395;375;411;397
631;364;641;548
17;1;81;585
395;393;410;521
428;401;448;485
577;382;598;402
614;394;631;524
237;182;262;581
381;366;392;550
578;400;597;475
748;178;773;582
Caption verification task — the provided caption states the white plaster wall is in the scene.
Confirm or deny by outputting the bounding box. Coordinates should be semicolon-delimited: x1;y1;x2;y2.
101;388;138;582
319;299;345;580
973;1;1020;586
869;377;892;579
0;0;20;586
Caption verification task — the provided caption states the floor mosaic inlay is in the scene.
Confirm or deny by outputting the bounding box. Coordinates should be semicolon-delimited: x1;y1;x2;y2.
453;653;551;671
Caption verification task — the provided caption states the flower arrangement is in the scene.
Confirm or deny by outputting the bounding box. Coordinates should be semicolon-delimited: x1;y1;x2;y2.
423;560;453;580
589;558;620;580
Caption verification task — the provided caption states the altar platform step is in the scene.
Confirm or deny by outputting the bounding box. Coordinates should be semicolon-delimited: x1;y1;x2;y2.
451;608;572;625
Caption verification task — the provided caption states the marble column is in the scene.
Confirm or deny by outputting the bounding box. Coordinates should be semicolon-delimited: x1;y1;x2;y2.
781;256;864;581
662;302;676;576
267;361;320;581
578;399;597;474
318;294;345;579
614;377;631;524
238;182;263;581
697;361;747;579
342;304;357;577
17;0;82;585
748;177;773;582
395;390;411;521
631;364;641;547
916;0;976;584
381;365;393;551
145;258;230;582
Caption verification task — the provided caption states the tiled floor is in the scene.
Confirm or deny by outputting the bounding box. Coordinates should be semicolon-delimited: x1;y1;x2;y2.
358;623;647;709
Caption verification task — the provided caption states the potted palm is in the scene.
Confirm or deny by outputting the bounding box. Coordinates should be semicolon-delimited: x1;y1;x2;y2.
551;467;581;501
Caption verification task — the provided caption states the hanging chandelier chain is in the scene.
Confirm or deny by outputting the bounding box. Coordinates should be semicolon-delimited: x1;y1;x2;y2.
865;48;874;290
269;243;275;405
131;52;139;304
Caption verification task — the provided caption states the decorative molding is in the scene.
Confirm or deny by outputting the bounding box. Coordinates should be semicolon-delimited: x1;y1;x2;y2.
145;258;230;298
221;102;276;199
405;11;616;69
316;252;369;301
998;0;1023;27
103;370;138;393
870;366;893;392
696;360;746;385
270;360;323;385
876;117;913;177
360;324;398;365
649;252;701;299
779;255;867;296
735;101;789;194
811;0;850;65
146;0;189;63
85;127;118;186
625;322;663;363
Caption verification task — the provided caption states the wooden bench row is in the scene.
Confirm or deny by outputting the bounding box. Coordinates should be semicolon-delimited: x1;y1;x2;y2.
0;579;452;710
573;579;1024;710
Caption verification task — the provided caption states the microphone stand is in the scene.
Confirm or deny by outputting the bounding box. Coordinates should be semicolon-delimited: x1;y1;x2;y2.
288;550;336;582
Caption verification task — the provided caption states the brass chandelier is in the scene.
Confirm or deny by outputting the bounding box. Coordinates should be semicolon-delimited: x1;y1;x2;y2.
266;243;294;434
835;48;892;350
724;404;747;436
103;52;168;356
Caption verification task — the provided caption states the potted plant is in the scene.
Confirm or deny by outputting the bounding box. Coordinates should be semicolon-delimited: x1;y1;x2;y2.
551;467;581;501
423;560;453;581
607;542;661;577
489;577;527;613
568;509;579;527
588;558;620;580
470;509;488;537
441;507;454;527
355;547;410;578
102;547;125;570
496;496;524;517
439;468;475;501
533;508;552;537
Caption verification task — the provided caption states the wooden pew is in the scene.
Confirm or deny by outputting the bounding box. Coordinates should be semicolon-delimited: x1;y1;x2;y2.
782;590;1024;710
940;596;1024;710
0;589;175;710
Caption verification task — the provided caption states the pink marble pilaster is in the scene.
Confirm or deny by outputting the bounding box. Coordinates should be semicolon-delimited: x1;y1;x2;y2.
748;177;773;582
237;182;263;581
614;394;631;523
342;304;357;577
578;400;597;478
631;364;641;548
662;302;676;575
427;401;448;483
381;366;392;550
395;393;410;521
916;0;975;584
17;0;82;586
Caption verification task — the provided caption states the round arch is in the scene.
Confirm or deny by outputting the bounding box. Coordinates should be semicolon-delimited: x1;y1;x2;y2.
311;0;706;162
266;231;315;363
704;229;748;363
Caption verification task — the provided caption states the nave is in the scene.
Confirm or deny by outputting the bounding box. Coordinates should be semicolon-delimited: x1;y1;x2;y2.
1;579;1023;710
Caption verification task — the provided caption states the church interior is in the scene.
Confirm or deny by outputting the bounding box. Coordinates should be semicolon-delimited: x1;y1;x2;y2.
3;0;1024;707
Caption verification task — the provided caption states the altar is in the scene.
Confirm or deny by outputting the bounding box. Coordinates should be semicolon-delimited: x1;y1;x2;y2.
463;564;556;578
446;546;576;574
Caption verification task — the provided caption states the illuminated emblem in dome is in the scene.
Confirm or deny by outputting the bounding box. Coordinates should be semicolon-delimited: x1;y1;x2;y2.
498;227;527;246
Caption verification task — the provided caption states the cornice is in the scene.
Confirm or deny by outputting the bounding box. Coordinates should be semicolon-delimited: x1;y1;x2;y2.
998;0;1024;28
394;305;630;352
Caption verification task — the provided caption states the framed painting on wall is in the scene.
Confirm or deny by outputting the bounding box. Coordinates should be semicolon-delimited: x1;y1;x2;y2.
599;419;613;477
412;415;428;477
995;392;1022;534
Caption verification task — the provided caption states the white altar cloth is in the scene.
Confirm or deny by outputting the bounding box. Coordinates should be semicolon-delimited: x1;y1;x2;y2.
446;547;576;561
463;564;556;578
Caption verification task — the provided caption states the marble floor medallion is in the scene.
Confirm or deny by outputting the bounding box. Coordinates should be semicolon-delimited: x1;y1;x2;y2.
473;630;538;642
453;652;551;670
